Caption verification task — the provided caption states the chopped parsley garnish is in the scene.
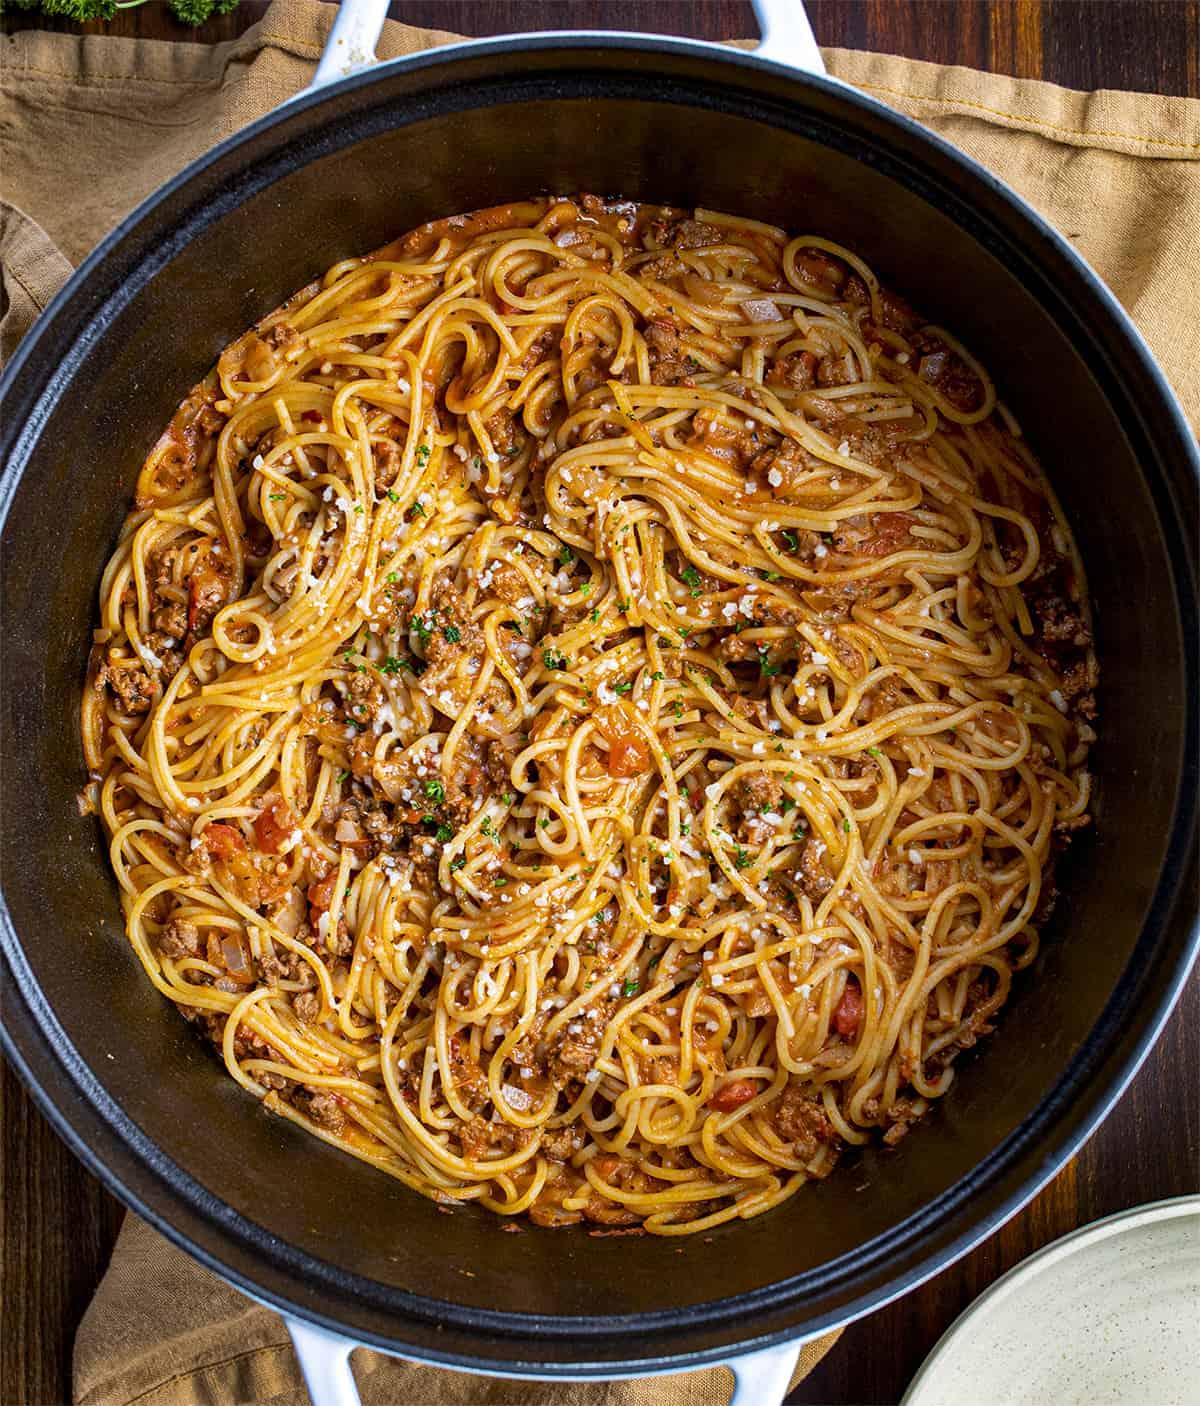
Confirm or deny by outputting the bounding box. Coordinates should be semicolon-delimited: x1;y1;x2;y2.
480;817;496;838
411;615;433;646
415;444;431;467
868;747;883;758
423;779;445;803
538;817;551;829
843;818;852;833
617;599;630;614
579;581;592;596
502;620;522;634
782;530;799;552
758;647;781;678
435;823;454;843
386;489;400;503
502;791;515;805
410;502;426;519
621;977;640;997
760;569;780;582
780;797;797;814
385;572;399;584
442;624;461;643
671;699;684;719
494;876;508;887
557;544;573;566
353;504;364;515
651;670;664;681
681;564;703;597
590;608;600;623
450;855;466;871
542;647;569;671
269;492;286;501
613;681;633;696
380;655;402;675
335;769;350;783
734;846;753;871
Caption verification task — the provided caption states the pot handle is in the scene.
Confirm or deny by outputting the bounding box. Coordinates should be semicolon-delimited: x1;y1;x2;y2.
750;0;826;74
308;0;825;89
287;1316;363;1406
727;1340;803;1404
287;1313;800;1406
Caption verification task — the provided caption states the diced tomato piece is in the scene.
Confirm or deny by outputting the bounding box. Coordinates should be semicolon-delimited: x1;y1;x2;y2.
187;567;227;633
595;705;651;778
253;797;296;854
608;734;650;778
306;872;337;929
203;823;246;860
860;512;916;557
834;979;864;1038
709;1079;758;1112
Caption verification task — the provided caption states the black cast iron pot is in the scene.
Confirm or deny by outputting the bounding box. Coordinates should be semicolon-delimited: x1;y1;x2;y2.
1;3;1197;1400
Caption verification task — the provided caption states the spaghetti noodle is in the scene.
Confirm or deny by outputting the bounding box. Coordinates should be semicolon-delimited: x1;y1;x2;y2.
81;196;1097;1234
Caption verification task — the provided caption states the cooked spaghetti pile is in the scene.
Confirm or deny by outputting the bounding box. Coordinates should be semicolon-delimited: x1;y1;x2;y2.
82;196;1096;1234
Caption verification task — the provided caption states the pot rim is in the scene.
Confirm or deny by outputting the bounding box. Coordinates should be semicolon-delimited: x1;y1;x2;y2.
1;31;1198;1375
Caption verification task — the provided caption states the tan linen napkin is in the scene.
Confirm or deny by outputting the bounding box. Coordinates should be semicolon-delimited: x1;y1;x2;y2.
0;4;1195;1404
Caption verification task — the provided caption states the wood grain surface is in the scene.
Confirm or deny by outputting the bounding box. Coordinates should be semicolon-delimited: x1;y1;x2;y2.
1;4;1197;1404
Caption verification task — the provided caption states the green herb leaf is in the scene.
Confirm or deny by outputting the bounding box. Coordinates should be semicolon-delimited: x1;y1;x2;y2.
386;489;400;503
542;647;569;671
435;823;454;843
450;855;467;871
415;444;431;467
621;977;640;998
442;624;461;643
613;681;633;696
380;656;403;675
423;778;445;803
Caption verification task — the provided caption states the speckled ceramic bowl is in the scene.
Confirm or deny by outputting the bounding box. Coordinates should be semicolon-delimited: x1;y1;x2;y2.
904;1196;1200;1406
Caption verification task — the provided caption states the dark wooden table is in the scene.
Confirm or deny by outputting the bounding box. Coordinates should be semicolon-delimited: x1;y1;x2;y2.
2;3;1197;1404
